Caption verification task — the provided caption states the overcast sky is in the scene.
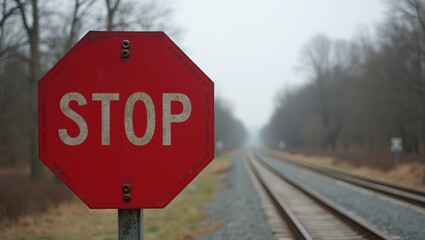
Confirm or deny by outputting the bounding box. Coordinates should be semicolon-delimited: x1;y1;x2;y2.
173;0;387;129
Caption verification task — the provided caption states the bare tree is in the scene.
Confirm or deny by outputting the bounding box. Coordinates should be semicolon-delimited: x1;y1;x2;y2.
215;98;247;154
0;1;21;59
102;0;182;39
15;0;42;179
298;35;353;150
105;0;122;30
263;1;425;155
377;0;425;153
0;0;185;171
265;36;366;151
65;0;95;51
0;0;19;111
137;0;182;38
44;0;95;67
299;35;332;128
0;0;20;161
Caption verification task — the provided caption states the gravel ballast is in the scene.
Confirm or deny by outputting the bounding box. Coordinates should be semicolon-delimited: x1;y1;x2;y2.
258;151;425;240
198;154;276;240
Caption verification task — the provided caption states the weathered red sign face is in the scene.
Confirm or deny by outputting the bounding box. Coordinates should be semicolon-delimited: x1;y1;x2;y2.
38;31;214;209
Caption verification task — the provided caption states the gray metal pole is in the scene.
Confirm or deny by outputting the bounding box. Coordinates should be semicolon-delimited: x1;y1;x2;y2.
394;152;399;168
118;209;143;240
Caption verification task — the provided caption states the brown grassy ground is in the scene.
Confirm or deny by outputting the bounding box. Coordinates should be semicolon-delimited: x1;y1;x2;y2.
0;152;235;240
265;148;425;191
0;169;73;225
287;148;424;170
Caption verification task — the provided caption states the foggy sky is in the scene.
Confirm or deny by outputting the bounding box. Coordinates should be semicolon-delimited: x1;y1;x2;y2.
174;0;386;129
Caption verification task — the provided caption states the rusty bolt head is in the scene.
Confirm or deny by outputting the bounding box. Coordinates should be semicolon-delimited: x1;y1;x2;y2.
122;39;130;49
122;183;131;193
123;193;131;202
122;49;130;58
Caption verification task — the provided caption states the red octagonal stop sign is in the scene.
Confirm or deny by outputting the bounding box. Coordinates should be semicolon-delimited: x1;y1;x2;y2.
38;31;214;209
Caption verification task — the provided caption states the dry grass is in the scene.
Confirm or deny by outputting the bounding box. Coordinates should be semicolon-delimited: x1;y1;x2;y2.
0;171;73;226
0;151;236;240
265;148;425;191
1;197;117;240
283;147;424;170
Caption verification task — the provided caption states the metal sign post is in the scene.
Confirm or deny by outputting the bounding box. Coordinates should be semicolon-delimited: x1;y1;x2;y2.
118;209;143;240
279;140;285;150
390;137;402;168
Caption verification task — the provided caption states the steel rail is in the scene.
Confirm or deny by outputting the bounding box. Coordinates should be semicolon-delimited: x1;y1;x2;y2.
246;155;313;240
260;150;425;208
248;151;391;240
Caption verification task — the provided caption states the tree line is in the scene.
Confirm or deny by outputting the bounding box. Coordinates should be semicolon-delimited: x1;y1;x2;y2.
215;98;247;154
0;0;246;178
262;0;425;155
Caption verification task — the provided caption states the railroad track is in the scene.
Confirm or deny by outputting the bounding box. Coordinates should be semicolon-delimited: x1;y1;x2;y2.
262;150;425;209
245;152;391;240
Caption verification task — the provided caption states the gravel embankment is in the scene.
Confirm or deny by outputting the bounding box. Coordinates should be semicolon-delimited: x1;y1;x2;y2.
257;151;425;240
198;154;276;240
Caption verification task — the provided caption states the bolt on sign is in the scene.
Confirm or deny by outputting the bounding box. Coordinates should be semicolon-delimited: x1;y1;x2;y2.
38;32;214;209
